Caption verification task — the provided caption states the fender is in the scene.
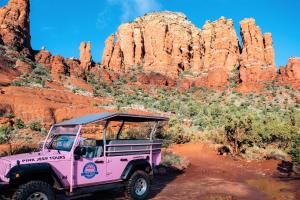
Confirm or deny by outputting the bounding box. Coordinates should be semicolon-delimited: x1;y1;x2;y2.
121;159;152;180
6;163;64;188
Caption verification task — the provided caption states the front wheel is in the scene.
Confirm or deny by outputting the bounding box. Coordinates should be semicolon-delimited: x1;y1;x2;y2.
125;170;151;200
12;181;55;200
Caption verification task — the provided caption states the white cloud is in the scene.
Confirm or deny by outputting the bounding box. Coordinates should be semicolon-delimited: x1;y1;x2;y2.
133;0;161;16
96;0;161;29
109;0;162;22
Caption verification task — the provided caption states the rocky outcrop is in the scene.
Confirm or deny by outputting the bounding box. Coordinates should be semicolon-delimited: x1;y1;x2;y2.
103;12;199;78
65;58;81;77
35;47;86;79
239;18;277;85
15;59;32;74
102;13;240;87
278;58;300;88
51;55;66;80
102;35;115;67
102;13;282;89
79;41;92;71
35;49;52;70
195;17;240;73
0;0;31;52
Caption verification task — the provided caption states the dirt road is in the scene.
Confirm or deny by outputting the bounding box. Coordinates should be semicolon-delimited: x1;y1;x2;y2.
80;143;300;200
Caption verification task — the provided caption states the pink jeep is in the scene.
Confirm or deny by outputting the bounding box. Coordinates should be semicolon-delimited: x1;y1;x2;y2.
0;112;168;200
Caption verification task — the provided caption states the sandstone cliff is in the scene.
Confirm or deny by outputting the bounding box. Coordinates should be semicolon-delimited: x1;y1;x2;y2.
101;12;278;88
0;0;299;91
0;0;31;52
239;18;277;87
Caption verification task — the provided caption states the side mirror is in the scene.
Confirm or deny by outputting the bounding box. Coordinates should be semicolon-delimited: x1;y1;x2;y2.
74;146;86;160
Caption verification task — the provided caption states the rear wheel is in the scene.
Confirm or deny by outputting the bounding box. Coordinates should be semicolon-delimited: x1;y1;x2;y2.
12;181;55;200
125;170;150;200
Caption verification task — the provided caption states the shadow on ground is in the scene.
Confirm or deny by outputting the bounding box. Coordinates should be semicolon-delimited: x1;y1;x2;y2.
83;169;183;200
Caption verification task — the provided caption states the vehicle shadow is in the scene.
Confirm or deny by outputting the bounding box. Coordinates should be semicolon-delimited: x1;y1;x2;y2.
87;168;183;200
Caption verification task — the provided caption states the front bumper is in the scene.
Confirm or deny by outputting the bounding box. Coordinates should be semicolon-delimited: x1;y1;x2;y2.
0;181;9;192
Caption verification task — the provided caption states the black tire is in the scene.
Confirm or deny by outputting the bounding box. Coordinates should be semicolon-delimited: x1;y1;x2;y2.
125;170;151;200
0;194;11;200
12;181;55;200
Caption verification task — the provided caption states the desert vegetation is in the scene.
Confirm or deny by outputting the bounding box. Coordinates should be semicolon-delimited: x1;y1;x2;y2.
85;75;300;168
11;63;52;88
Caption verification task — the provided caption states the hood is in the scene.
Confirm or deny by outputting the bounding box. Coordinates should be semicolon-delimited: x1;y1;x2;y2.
0;150;69;182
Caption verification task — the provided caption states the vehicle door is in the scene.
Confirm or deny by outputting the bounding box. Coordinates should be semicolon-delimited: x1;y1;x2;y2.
73;138;107;186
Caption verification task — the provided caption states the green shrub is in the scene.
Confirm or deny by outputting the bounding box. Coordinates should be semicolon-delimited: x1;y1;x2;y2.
289;133;300;166
11;64;51;88
130;75;137;82
102;78;300;161
14;118;25;129
28;121;42;131
4;113;15;119
224;114;253;154
161;152;184;167
0;125;14;145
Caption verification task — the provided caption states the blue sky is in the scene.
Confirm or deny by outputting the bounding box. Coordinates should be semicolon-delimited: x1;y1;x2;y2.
1;0;299;66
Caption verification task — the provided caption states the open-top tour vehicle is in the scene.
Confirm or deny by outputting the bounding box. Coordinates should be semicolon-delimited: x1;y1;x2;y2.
0;112;168;200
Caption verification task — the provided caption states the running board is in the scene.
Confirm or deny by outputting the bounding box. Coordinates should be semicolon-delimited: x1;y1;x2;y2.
65;182;124;197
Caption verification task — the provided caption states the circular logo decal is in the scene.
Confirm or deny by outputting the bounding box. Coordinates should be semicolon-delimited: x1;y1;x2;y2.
81;162;99;179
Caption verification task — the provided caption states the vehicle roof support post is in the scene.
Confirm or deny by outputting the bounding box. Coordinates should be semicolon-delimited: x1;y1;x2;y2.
42;125;54;151
150;121;159;141
70;125;82;193
116;120;125;139
149;121;159;167
103;120;110;157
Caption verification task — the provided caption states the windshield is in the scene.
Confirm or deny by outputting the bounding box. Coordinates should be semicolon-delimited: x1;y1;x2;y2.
48;134;76;151
45;125;79;152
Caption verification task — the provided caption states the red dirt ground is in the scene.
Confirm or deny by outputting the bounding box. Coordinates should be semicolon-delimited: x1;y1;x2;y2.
87;143;300;200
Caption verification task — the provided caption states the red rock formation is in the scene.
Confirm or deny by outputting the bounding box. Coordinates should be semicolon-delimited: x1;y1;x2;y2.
137;72;176;87
102;35;115;67
15;59;32;74
102;13;283;90
51;55;65;80
278;57;300;88
0;0;31;52
35;49;83;78
0;53;20;86
79;41;92;71
239;18;277;86
65;58;81;77
109;40;123;71
198;17;240;72
103;12;197;77
0;86;111;125
35;49;52;70
102;13;240;87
